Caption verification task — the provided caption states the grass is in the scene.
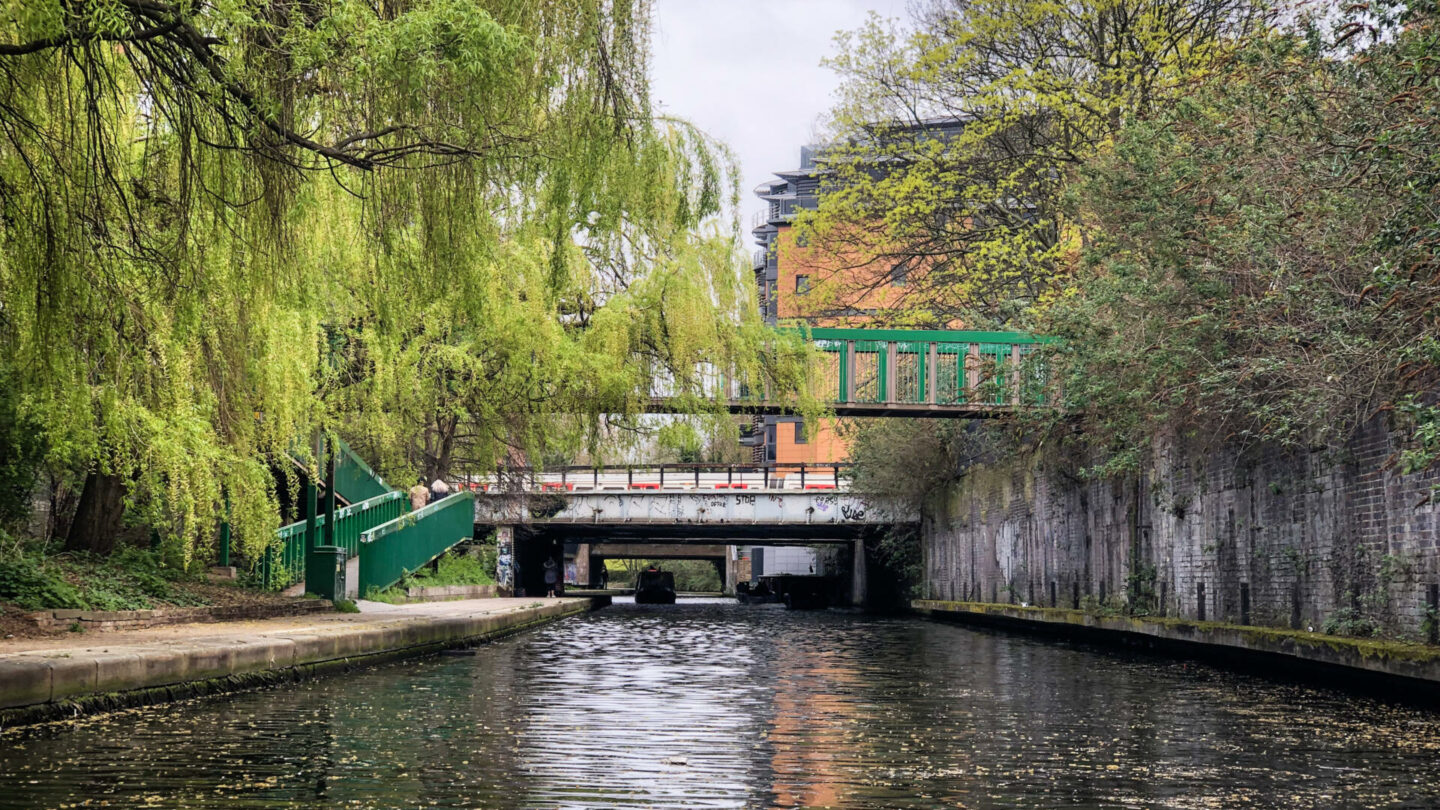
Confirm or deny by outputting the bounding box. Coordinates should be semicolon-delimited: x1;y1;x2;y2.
365;549;495;603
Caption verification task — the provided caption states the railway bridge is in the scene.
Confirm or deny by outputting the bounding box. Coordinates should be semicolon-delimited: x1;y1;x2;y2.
466;464;915;604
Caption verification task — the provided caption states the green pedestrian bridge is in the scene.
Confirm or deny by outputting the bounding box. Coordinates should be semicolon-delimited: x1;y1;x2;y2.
653;327;1056;417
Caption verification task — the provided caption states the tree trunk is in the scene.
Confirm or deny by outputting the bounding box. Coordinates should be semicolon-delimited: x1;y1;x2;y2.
64;470;126;554
423;413;457;483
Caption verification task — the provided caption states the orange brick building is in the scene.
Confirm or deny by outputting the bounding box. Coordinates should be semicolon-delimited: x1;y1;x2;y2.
751;144;943;465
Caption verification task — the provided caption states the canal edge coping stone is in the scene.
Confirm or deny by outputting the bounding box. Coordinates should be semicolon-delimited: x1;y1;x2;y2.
913;599;1440;689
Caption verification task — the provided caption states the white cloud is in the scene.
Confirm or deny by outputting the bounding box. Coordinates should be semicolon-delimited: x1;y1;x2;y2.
652;0;907;237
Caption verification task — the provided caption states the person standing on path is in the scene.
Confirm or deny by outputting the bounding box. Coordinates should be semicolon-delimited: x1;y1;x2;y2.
409;479;430;511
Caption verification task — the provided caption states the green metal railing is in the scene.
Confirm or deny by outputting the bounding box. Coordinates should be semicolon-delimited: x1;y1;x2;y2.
358;492;476;597
332;438;391;503
804;327;1053;408
264;490;407;590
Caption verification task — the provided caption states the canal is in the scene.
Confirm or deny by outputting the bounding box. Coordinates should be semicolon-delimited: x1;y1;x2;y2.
4;600;1440;809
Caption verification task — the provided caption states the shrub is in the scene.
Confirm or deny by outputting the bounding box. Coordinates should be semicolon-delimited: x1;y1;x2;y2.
0;555;86;610
1323;607;1380;638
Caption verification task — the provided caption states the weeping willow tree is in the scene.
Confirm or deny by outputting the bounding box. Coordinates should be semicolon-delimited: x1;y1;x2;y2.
0;0;812;564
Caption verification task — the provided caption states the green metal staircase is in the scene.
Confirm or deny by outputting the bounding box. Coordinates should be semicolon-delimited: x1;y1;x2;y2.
265;440;475;599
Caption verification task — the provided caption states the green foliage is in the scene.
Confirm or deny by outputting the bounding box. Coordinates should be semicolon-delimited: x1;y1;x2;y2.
871;525;924;604
843;419;1011;599
795;0;1268;327
657;422;704;463
669;560;723;593
0;0;814;566
0;368;44;530
333;599;361;614
604;558;721;592
0;548;203;611
1397;398;1440;478
1323;606;1381;639
0;555;86;611
845;419;1007;513
366;549;495;602
476;542;499;581
1041;15;1440;472
1125;563;1158;617
1079;595;1126;618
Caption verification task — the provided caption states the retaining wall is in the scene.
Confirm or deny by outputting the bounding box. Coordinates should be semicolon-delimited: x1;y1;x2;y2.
923;416;1440;640
385;584;497;603
24;601;333;633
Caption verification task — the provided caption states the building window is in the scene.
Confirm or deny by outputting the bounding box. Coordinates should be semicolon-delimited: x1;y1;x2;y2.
764;424;777;463
794;421;807;444
795;275;810;295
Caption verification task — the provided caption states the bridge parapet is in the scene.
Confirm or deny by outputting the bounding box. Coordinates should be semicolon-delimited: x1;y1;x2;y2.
454;463;848;494
473;487;912;528
646;327;1058;418
806;327;1053;410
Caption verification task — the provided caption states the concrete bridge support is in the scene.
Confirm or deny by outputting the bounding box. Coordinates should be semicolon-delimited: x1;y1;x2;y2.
726;547;739;596
850;538;867;608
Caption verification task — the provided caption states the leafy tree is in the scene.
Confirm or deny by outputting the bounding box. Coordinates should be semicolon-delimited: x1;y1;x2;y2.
0;0;810;564
792;0;1268;328
1043;10;1440;473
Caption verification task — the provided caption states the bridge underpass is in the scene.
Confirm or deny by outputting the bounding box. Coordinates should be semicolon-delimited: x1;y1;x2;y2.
474;479;914;605
567;543;735;594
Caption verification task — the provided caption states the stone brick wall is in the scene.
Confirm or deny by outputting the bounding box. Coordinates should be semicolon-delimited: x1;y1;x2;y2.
923;416;1440;638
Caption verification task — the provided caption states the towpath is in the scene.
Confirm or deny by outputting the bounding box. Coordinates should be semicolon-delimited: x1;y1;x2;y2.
0;596;598;723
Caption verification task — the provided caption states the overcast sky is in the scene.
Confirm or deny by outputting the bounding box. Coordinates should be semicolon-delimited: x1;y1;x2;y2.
651;0;908;232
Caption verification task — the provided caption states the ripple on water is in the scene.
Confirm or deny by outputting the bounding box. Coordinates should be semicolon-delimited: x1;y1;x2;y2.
4;601;1440;809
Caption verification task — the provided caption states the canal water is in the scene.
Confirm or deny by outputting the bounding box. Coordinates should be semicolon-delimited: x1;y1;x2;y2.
4;600;1440;809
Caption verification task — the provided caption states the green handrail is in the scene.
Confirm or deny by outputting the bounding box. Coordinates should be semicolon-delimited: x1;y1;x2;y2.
264;490;407;589
332;438;391;503
358;492;476;597
799;327;1054;407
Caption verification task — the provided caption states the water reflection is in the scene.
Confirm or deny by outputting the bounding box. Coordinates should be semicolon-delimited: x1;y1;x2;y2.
3;600;1440;808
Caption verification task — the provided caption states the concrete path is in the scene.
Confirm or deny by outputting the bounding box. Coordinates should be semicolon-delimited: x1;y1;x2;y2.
0;597;596;722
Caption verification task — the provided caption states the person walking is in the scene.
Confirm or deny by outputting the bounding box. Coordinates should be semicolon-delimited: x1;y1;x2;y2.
542;557;560;598
409;478;430;511
429;477;450;502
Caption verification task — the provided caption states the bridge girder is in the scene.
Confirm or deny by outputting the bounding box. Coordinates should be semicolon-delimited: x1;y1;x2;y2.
514;523;891;545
